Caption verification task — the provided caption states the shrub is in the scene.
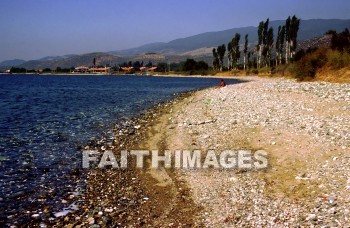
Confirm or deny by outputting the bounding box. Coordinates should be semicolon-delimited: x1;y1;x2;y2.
258;67;272;75
328;50;350;69
291;47;327;80
274;64;288;75
245;69;259;75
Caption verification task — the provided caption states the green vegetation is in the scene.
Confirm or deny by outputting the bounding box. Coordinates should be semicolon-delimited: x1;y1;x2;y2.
289;47;328;80
208;15;349;82
212;44;226;71
228;33;241;70
288;29;350;80
211;15;300;74
178;59;210;75
328;49;350;69
9;67;28;73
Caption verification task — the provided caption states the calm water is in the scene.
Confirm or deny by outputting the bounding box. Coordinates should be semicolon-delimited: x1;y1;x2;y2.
0;74;240;224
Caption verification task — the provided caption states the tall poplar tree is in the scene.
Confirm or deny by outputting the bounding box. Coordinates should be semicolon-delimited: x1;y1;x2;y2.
285;16;291;63
276;25;285;65
266;27;274;67
212;48;219;71
227;42;233;70
217;44;226;71
243;34;248;70
257;21;264;69
290;15;300;60
285;15;300;63
229;33;240;70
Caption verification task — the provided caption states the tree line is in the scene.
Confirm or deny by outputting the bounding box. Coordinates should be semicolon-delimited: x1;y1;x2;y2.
6;59;209;74
212;15;300;71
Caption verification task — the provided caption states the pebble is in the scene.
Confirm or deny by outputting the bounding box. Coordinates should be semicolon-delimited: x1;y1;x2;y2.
306;214;317;221
173;77;350;227
104;208;113;213
31;214;40;218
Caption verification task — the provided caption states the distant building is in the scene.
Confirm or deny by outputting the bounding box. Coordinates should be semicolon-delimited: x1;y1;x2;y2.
74;66;89;73
89;66;111;74
121;67;134;72
73;66;111;74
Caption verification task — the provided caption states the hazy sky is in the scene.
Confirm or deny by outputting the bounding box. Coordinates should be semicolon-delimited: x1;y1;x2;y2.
1;0;349;61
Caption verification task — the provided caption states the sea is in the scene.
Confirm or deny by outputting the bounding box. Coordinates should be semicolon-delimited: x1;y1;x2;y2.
0;74;240;225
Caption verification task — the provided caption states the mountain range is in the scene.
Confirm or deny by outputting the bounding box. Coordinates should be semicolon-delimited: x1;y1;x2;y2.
1;19;349;70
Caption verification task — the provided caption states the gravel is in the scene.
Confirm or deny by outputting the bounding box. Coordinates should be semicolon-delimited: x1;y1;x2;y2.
169;77;349;227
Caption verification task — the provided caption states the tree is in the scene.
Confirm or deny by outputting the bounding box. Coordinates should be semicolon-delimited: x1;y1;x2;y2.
227;42;233;70
120;62;128;67
243;34;248;70
266;27;274;67
285;16;291;64
10;67;26;73
228;33;240;70
257;21;264;69
276;25;285;65
330;28;350;51
212;48;220;70
132;61;142;70
256;18;276;67
156;62;168;72
233;34;241;69
262;18;270;67
217;44;226;71
196;61;209;70
180;59;208;72
285;15;300;63
170;62;180;71
247;51;252;69
146;61;153;67
290;15;300;60
182;59;197;71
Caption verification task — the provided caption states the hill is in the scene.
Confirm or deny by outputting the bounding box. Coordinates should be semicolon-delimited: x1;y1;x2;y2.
111;19;350;56
1;19;349;70
0;59;25;67
17;53;126;70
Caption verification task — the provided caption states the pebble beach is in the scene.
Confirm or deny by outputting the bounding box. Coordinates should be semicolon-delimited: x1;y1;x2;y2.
31;76;350;227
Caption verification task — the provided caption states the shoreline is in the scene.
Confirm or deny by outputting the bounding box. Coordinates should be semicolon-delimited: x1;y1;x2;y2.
1;72;251;79
49;90;203;226
2;73;349;84
19;77;350;226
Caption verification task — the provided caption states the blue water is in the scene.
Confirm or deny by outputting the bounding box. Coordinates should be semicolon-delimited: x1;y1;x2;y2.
0;74;240;224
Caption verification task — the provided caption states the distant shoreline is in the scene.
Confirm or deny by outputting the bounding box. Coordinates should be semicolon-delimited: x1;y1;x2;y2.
0;72;253;80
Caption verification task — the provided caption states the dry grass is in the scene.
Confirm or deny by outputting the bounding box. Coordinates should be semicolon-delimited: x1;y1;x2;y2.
316;65;350;83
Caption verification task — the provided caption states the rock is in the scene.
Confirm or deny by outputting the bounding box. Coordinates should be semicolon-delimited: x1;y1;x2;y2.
87;217;95;225
104;208;113;213
54;209;72;217
305;214;317;221
31;214;40;218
